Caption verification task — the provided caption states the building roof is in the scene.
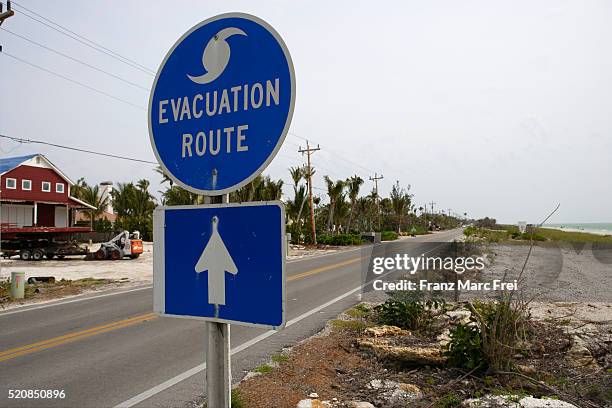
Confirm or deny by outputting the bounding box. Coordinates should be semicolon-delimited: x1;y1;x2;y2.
0;154;38;174
0;153;74;184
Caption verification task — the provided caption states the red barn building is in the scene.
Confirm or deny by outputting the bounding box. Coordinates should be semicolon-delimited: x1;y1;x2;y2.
0;154;95;232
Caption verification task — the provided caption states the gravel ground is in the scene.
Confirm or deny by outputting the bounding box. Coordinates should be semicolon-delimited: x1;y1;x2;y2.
479;243;612;303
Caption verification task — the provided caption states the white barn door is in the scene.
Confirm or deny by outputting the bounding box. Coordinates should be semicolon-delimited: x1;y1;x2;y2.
54;206;68;227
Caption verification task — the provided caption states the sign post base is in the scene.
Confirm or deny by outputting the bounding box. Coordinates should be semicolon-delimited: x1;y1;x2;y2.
206;321;231;407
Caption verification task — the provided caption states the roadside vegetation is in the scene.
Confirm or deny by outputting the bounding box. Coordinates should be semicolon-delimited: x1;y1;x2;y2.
68;166;465;246
0;278;118;306
232;293;610;407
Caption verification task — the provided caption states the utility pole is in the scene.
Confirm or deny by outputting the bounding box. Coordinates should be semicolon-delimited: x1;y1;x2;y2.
429;201;436;215
369;173;384;230
0;0;15;282
0;1;14;27
298;141;320;245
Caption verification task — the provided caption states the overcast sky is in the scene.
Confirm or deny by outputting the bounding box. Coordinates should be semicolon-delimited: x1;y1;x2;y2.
1;0;610;224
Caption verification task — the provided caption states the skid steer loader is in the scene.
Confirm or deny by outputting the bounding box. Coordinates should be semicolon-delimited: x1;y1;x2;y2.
90;231;143;260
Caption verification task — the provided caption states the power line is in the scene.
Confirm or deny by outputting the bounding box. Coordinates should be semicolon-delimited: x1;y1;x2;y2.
0;27;150;91
8;1;155;76
0;51;146;110
288;132;377;175
0;134;157;164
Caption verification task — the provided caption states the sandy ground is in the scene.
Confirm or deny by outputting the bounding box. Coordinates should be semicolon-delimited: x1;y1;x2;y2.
479;243;612;302
0;243;359;284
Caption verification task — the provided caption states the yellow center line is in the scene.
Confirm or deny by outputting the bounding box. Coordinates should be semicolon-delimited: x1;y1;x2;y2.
0;254;368;362
0;313;157;362
287;256;363;281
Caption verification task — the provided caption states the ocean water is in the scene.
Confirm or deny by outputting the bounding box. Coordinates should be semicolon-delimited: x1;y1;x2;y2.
544;223;612;236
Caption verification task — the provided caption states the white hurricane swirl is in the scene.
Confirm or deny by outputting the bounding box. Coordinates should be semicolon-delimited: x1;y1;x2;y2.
187;27;247;84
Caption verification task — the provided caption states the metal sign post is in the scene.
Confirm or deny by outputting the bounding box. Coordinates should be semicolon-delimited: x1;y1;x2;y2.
149;12;294;408
204;194;231;407
207;321;231;406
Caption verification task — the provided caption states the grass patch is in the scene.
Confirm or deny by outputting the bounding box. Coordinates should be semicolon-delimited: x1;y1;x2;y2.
435;393;462;407
317;233;363;246
345;303;371;319
330;319;367;331
231;389;246;408
271;354;289;363
253;364;273;374
1;278;116;305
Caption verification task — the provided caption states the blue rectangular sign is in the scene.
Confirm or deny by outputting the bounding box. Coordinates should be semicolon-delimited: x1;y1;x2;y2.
153;202;286;329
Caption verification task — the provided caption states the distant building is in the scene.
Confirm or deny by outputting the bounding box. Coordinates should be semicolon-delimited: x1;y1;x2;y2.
0;154;95;230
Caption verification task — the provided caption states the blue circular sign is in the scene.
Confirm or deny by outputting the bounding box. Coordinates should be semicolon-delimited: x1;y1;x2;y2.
149;13;295;194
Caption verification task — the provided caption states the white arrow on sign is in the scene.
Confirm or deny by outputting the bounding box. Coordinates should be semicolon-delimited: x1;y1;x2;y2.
195;216;238;307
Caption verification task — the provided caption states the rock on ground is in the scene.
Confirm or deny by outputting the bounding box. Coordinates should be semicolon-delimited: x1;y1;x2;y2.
463;395;577;408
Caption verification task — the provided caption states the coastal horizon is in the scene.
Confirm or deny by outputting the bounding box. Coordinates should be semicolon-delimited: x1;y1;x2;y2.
543;222;612;236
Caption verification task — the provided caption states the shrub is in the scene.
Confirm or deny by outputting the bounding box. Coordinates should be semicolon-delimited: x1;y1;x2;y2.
317;233;362;246
381;231;398;241
375;294;443;331
520;232;546;241
445;299;529;373
404;225;428;235
463;226;509;242
464;225;478;237
444;323;486;371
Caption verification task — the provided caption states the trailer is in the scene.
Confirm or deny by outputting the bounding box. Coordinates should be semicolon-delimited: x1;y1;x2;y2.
1;226;92;260
1;227;144;261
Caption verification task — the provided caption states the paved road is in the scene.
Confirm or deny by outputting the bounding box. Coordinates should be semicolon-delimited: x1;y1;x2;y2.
0;230;461;408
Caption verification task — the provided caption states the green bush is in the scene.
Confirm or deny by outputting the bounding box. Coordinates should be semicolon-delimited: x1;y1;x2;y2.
463;226;478;237
92;218;113;232
510;231;546;241
444;323;486;371
405;225;428;235
375;296;442;331
463;226;509;242
521;232;546;241
317;233;362;246
445;300;529;373
381;231;398;241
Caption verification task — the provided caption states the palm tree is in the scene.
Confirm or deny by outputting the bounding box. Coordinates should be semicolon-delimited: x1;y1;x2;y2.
71;177;87;200
389;181;413;234
324;176;345;233
162;186;200;206
78;183;109;229
345;175;363;233
155;166;173;186
230;175;284;202
112;180;157;239
264;177;284;200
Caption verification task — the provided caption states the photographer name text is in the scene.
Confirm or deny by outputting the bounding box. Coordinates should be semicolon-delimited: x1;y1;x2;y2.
372;279;518;292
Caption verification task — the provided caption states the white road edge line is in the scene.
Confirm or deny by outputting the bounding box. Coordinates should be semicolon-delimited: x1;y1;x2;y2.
0;285;153;317
114;240;453;408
